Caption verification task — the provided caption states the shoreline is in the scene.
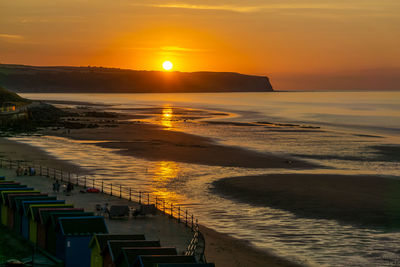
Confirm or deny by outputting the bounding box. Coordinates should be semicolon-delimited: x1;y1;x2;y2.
0;135;306;267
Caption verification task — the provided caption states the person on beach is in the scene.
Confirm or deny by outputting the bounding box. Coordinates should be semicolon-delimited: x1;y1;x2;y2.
102;203;110;217
66;182;74;194
53;180;60;193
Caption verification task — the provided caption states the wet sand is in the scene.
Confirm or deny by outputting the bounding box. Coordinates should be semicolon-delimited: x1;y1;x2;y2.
212;174;400;228
47;122;317;169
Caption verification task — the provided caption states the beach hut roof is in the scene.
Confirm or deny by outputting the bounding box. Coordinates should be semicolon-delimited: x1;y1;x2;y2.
156;264;216;267
58;216;108;236
28;204;74;220
118;247;178;266
6;193;43;206
1;190;37;203
22;200;65;216
133;255;196;267
89;234;146;252
14;195;54;211
39;208;84;224
45;211;93;227
1;190;39;204
0;182;21;187
106;240;161;262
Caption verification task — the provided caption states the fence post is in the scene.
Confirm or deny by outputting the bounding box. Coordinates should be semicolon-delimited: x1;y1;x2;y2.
170;203;173;218
47;167;49;177
139;192;141;204
185;210;188;226
110;183;113;196
92;179;95;188
163;200;165;214
101;180;104;193
76;175;79;186
68;172;71;182
147;193;150;205
178;206;180;223
84;176;87;188
119;185;122;198
191;215;194;230
155;196;158;208
61;170;63;182
53;169;56;179
129;188;131;201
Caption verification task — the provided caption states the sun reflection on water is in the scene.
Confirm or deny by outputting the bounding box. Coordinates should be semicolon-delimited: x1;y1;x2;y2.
149;161;182;205
161;106;173;129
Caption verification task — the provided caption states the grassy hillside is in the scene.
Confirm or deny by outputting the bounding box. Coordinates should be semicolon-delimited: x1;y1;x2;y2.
0;86;30;106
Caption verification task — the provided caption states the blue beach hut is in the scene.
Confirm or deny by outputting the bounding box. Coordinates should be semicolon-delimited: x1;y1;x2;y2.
21;199;65;239
56;216;108;267
45;211;93;254
13;195;54;233
37;208;85;249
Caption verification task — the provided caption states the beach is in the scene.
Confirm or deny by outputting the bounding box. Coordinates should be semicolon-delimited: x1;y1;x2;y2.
2;91;400;266
0;136;302;267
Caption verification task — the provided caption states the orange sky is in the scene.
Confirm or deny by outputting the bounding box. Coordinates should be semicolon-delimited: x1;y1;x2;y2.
1;0;399;90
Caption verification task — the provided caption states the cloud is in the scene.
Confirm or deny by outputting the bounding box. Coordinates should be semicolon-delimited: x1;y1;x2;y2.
141;2;398;14
161;46;209;52
0;33;23;40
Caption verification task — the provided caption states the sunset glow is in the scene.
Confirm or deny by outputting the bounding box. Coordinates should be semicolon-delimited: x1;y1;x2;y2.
1;1;399;90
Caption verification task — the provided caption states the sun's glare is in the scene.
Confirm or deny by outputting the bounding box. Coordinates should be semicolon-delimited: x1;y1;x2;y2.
162;61;173;71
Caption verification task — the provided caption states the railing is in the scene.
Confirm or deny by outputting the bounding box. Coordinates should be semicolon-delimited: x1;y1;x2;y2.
0;158;205;262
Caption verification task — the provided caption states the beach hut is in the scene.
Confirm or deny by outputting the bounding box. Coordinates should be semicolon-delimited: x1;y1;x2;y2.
89;234;146;267
0;188;35;225
132;256;196;267
45;211;94;254
27;203;74;243
13;195;55;233
103;240;161;267
37;208;85;249
5;192;42;229
56;216;108;267
21;199;66;239
116;247;178;267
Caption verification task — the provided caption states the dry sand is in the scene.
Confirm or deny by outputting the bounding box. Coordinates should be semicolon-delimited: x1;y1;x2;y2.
212;174;400;228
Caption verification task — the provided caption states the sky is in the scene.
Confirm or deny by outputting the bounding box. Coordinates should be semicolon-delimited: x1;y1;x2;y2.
1;0;399;90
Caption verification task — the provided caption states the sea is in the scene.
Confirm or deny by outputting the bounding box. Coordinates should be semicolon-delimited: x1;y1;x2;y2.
13;91;400;266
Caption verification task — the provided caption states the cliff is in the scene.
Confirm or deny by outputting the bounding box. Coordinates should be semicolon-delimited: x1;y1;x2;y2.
0;64;273;93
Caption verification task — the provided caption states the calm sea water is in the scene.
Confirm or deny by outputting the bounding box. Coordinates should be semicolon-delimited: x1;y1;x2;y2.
15;91;400;266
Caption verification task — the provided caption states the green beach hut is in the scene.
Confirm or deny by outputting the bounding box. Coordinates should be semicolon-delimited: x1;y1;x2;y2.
102;240;160;267
27;203;74;243
0;189;36;225
5;192;42;229
116;247;178;267
89;234;146;267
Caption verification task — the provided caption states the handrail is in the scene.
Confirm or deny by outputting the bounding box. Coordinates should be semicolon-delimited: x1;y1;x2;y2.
0;158;205;260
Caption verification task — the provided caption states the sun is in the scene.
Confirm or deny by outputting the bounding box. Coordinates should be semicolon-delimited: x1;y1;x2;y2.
162;61;173;71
